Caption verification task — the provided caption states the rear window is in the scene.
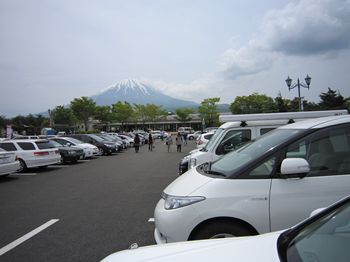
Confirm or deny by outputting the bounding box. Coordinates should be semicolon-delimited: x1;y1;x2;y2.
35;141;56;149
18;142;35;150
0;142;17;151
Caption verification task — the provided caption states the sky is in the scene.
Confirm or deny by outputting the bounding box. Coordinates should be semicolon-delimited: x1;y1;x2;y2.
1;0;350;117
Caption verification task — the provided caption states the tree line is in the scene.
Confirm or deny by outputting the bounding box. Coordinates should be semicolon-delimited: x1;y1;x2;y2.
1;87;349;135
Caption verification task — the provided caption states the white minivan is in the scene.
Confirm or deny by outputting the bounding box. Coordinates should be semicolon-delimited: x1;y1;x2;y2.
179;110;348;174
154;114;350;244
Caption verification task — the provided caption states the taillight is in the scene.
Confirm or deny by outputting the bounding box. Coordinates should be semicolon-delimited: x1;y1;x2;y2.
34;151;49;156
197;140;203;145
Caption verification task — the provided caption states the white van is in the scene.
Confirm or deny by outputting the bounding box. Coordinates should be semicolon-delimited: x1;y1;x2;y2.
179;110;348;174
154;114;350;244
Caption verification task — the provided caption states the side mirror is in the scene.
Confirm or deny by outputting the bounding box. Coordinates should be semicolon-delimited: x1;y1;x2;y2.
281;158;310;178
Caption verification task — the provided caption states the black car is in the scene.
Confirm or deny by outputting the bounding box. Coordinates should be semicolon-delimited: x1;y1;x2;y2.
67;134;117;155
49;140;84;163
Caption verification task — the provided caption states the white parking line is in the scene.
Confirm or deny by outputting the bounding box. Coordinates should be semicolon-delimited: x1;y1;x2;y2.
0;219;59;256
148;218;155;223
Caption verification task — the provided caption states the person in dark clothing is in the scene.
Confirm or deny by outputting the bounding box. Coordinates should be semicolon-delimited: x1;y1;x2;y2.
176;133;183;152
148;133;153;151
134;134;140;153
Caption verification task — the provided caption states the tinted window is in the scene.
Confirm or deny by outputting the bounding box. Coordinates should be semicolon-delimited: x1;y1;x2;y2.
17;142;35;150
285;124;350;177
286;199;350;261
0;142;17;151
216;129;251;155
260;128;275;136
35;141;55;149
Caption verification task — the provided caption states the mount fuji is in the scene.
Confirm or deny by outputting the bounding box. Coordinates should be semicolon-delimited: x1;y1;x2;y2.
91;79;198;110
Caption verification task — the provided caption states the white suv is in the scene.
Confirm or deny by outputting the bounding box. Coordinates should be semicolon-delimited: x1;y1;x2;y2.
154;115;350;243
0;139;61;172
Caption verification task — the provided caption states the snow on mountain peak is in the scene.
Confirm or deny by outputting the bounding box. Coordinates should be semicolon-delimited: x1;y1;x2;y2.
111;79;155;96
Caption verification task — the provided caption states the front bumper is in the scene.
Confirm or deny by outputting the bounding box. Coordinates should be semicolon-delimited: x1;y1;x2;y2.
154;199;197;244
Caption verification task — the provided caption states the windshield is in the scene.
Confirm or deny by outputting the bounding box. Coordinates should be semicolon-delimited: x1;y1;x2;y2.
65;137;83;144
88;134;105;142
286;199;350;261
202;128;223;152
209;129;303;177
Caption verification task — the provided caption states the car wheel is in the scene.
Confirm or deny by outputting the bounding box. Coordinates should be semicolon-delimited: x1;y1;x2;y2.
190;221;254;240
98;147;104;155
18;159;27;172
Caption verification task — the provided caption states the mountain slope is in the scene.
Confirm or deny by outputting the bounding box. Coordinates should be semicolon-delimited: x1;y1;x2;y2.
91;79;198;110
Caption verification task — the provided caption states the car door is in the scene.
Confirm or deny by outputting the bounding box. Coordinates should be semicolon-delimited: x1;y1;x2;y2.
269;124;350;232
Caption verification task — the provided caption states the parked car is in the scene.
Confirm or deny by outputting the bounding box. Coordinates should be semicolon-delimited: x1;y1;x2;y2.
187;131;204;140
96;134;124;151
67;134;117;155
49;140;84;164
178;127;194;135
118;134;134;147
49;137;98;158
196;131;215;149
0;148;20;177
154;115;350;244
0;139;61;172
180;110;349;175
102;195;350;262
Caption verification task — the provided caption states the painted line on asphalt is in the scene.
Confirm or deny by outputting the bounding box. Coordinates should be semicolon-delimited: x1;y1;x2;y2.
0;219;59;256
50;165;70;168
148;218;155;223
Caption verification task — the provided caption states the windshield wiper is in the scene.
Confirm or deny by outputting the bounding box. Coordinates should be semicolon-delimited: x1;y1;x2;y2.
203;162;226;177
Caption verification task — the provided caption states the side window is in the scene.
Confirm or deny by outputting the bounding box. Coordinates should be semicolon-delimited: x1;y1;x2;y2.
285;125;350;177
17;142;35;150
260;128;275;136
216;129;251;155
245;156;277;178
0;142;17;151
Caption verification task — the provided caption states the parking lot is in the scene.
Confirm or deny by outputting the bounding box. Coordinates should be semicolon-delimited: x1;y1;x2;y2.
0;139;194;262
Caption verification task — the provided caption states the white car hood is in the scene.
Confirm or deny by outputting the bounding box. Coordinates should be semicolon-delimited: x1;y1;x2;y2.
163;168;213;196
101;231;281;262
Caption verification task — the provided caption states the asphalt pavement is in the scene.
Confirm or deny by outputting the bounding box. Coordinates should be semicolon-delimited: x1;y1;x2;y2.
0;138;195;262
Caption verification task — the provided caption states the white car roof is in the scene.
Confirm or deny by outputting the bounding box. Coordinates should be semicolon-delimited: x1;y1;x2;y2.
278;114;350;129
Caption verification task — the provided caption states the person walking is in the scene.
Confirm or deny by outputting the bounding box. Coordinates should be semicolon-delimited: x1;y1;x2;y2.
148;133;153;151
165;134;173;152
134;134;140;153
176;132;183;152
183;133;188;145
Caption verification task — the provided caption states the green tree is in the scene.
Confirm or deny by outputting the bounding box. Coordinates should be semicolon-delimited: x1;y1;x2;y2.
52;106;77;131
230;93;275;114
319;87;348;110
133;104;146;129
274;92;289;112
144;104;167;128
175;108;195;125
198;97;220;127
112;101;135;131
70;97;96;131
94;105;113;131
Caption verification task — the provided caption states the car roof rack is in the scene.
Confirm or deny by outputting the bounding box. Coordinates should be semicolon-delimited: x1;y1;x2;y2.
220;110;348;123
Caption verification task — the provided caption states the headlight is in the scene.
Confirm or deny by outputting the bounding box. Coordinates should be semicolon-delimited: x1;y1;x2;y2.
162;192;205;210
189;158;197;168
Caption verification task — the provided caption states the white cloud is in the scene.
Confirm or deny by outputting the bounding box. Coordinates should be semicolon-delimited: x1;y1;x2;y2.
219;0;350;79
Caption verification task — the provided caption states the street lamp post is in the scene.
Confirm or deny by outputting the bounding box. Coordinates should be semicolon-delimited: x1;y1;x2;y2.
285;75;311;111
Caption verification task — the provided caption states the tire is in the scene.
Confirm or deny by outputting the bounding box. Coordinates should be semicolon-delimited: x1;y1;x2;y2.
18;159;27;172
98;147;104;156
190;221;253;240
